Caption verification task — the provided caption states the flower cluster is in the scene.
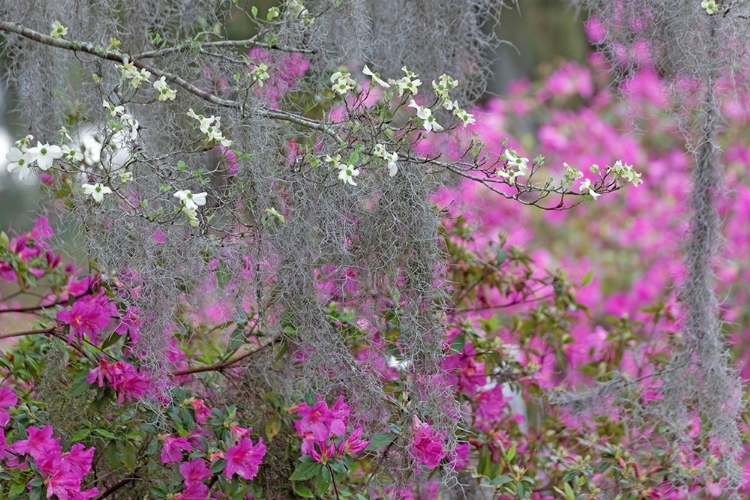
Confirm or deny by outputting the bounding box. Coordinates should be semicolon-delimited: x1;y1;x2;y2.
8;424;98;499
409;99;443;133
289;395;369;463
57;290;115;344
187;108;232;146
174;189;208;227
86;358;151;403
119;61;151;88
496;148;529;185
410;415;446;469
389;66;422;96
5;136;62;180
330;70;356;95
372;143;399;176
325;153;360;186
153;76;177;101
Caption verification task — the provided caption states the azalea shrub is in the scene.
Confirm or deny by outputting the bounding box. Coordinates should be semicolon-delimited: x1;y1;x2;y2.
0;1;747;499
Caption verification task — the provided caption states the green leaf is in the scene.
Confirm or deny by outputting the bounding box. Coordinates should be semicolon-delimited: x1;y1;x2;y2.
289;460;323;481
495;247;507;265
251;5;258;17
581;270;593;287
293;484;315;498
563;482;576;500
121;441;137;471
487;476;513;486
95;428;117;440
506;443;516;463
365;432;396;451
71;428;90;441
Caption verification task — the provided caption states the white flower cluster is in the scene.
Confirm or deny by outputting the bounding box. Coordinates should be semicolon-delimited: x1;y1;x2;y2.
119;62;151;89
187;109;232;147
4;136;62;180
408;100;443;132
103;101;140;141
330;71;356;95
372;144;399;177
701;0;719;14
607;160;643;186
389;66;422;96
578;178;600;201
496;148;529;185
250;63;270;87
153;76;176;101
433;74;475;127
325;154;360;186
287;0;314;25
174;189;207;227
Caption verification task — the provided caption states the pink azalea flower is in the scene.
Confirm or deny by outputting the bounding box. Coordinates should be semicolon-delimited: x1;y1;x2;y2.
224;437;266;480
0;428;6;460
175;482;210;500
161;435;193;463
190;399;212;424
179;458;212;486
0;386;17;426
337;427;369;455
57;291;113;344
11;425;60;461
410;416;446;469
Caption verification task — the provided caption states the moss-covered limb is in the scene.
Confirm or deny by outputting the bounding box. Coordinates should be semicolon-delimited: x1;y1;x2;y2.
0;21;336;137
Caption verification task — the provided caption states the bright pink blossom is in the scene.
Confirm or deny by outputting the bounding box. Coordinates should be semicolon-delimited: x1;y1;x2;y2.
11;425;59;461
179;458;212;486
224;436;266;480
57;291;113;344
190;399;212;424
410;416;446;469
0;386;17;426
161;435;192;463
175;482;210;500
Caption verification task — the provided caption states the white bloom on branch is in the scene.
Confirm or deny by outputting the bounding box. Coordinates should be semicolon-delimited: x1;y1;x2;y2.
50;21;67;39
27;142;62;170
119;62;151;88
103;100;125;117
337;163;360;186
120;114;140;141
174;189;207;210
5;148;32;180
408;100;443;132
362;65;390;88
331;71;356;95
82;183;112;203
250;63;270;87
153;76;176;101
579;178;601;201
61;145;84;163
453;107;475;127
373;143;399;176
390;67;422;96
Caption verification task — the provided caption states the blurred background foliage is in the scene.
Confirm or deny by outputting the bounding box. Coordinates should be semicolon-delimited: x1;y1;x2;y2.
0;0;588;231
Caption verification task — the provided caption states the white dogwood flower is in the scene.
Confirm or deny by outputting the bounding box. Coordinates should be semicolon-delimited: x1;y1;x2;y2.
153;76;176;101
5;148;32;180
363;65;390;88
50;21;67;39
579;178;601;201
174;189;207;210
82;183;112;203
408;100;443;132
27;142;63;170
